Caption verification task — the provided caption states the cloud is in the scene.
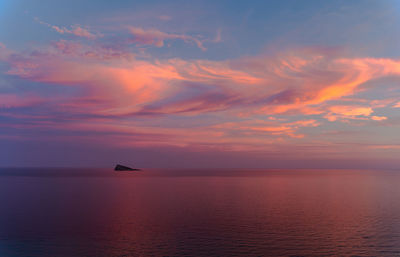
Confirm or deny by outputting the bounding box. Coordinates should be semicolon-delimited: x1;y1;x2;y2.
2;41;400;153
230;50;400;117
34;18;100;39
158;15;172;21
212;119;320;139
128;26;206;51
4;44;400;120
0;42;11;60
51;40;134;60
369;144;400;149
371;116;387;121
0;94;42;108
324;105;373;121
214;29;222;43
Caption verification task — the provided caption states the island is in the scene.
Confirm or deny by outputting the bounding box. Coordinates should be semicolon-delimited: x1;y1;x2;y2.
114;164;141;171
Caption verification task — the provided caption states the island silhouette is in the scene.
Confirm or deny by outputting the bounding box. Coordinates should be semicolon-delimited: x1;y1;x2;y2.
114;164;141;171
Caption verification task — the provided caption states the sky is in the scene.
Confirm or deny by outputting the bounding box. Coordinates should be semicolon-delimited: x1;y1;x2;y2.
0;0;400;169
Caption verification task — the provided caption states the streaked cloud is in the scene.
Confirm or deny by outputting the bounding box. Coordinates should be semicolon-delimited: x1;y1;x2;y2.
0;93;42;108
1;22;400;164
158;15;172;21
324;106;373;121
370;116;387;121
128;26;206;51
2;42;400;121
34;17;100;39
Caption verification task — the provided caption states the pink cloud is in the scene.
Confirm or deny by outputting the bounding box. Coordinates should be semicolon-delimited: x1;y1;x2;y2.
128;26;206;51
369;144;400;149
4;44;400;120
0;42;12;61
0;94;42;108
2;41;400;154
212;119;320;139
370;99;396;108
158;15;172;21
229;51;400;118
51;40;134;60
214;29;222;43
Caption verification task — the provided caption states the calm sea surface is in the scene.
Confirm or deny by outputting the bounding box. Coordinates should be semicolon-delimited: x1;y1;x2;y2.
0;168;400;256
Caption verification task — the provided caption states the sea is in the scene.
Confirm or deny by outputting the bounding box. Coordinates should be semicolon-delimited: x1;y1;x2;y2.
0;168;400;256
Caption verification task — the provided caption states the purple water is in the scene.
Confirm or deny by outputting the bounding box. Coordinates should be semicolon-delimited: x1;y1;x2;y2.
1;168;400;256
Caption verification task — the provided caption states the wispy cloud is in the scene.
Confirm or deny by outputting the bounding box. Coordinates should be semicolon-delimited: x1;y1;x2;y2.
3;44;400;119
51;40;134;60
158;15;172;21
324;105;373;121
1;39;399;155
371;116;387;121
34;17;100;39
0;93;42;108
128;26;206;51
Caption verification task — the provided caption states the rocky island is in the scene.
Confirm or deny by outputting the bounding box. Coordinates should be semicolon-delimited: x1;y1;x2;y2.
114;164;141;171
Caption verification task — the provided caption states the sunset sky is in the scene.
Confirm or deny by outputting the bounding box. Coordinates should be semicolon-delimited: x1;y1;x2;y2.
0;0;400;168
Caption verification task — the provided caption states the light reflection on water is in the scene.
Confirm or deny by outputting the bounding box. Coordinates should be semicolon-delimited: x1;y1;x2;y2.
0;168;400;256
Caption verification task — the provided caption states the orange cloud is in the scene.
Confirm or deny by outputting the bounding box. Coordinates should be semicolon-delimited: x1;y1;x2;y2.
234;52;400;116
2;42;400;154
369;144;400;149
371;116;387;121
323;105;383;121
330;105;373;116
4;44;400;120
212;119;319;139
